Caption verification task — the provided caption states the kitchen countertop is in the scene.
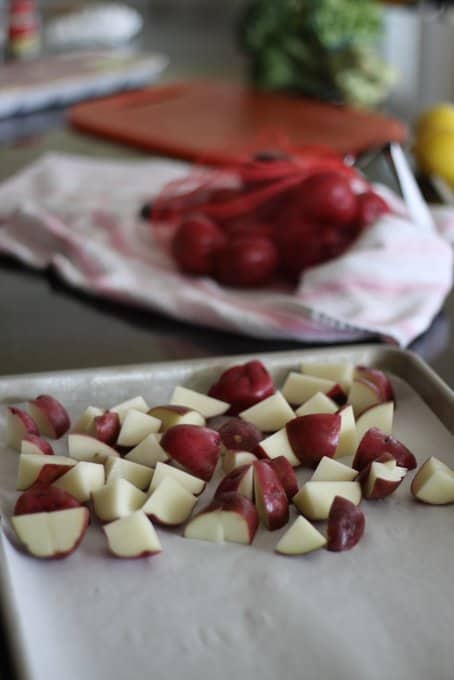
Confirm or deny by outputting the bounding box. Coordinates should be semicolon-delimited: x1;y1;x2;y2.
0;8;453;679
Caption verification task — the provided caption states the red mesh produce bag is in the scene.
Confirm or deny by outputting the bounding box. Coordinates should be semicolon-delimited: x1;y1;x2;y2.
149;145;383;287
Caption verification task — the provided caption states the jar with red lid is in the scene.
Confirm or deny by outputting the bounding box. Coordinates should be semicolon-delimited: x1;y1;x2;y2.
8;0;41;60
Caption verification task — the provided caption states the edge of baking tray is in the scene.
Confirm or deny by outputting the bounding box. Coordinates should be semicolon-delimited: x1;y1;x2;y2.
0;343;453;680
0;532;32;680
0;344;452;432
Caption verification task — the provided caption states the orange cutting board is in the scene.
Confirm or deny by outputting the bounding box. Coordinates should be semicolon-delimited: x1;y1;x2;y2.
68;80;406;164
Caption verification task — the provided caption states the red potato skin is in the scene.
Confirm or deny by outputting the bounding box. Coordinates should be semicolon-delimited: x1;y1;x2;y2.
93;412;120;446
275;222;333;281
218;418;263;452
30;464;74;488
251;444;269;460
327;384;347;406
160;425;221;481
327;496;365;552
9;407;39;437
214;464;252;499
356;452;395;484
216;491;259;543
356;191;389;228
355;367;394;403
187;492;259;544
286;413;341;468
144;512;188;528
171;215;227;276
253;460;289;531
29;395;71;438
105;546;162;559
22;434;54;455
363;476;404;500
263;456;298;500
208;360;275;415
214;236;279;288
353;427;417;471
14;486;81;515
357;452;405;500
297;172;357;227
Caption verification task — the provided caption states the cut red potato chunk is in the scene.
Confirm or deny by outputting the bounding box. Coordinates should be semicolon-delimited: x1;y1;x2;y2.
17;454;76;490
293;481;361;520
254;460;289;530
263;456;298;500
311;457;358;482
347;367;393;417
160;425;221;481
52;462;105;502
347;379;383;417
148;405;205;431
214;464;254;501
286;413;341;467
7;407;39;451
355;402;394;445
295;392;337;417
222;450;258;474
73;406;104;434
355;366;394;402
281;373;342;406
411;457;454;505
110;396;149;424
334;406;357;459
184;505;223;543
170;385;229;418
11;507;89;559
353;427;417;471
256;428;300;467
92;478;146;522
28;395;70;439
103;511;162;558
104;457;153;490
93;412;120;445
14;486;81;516
208;360;275;415
149;461;206;496
184;492;258;545
125;433;169;468
142;477;197;526
327;496;365;552
20;435;54;456
117;409;161;447
360;456;407;500
218;418;263;454
239;392;294;432
68;433;119;463
300;361;354;393
275;516;327;556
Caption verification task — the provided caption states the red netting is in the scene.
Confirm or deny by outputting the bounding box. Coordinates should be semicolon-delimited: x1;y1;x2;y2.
148;144;385;287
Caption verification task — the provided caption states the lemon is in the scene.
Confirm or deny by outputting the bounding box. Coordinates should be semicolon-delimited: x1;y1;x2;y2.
415;104;454;137
413;129;454;186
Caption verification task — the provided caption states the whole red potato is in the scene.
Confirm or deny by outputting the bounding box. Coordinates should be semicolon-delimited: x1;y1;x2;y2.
172;215;226;276
274;222;326;281
214;235;279;287
356;191;389;228
298;172;357;227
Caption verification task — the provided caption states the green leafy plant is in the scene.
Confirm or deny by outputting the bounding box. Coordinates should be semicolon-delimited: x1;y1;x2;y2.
240;0;395;108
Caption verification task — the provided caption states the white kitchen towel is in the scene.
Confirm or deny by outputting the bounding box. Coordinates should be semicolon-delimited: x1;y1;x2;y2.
0;153;452;346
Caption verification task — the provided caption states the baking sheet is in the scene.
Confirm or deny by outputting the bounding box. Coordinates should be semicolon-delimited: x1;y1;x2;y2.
0;345;453;680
